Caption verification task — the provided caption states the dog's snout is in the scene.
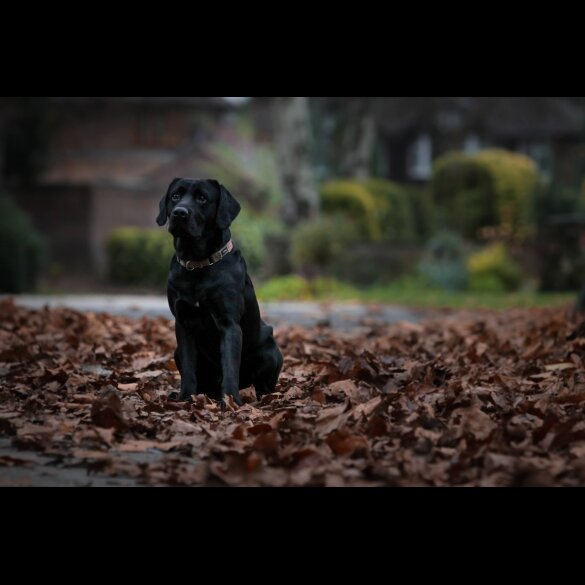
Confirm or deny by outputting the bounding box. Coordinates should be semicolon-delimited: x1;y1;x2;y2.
172;207;191;220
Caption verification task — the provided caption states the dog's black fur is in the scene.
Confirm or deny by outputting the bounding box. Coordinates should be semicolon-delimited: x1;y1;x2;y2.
157;178;283;405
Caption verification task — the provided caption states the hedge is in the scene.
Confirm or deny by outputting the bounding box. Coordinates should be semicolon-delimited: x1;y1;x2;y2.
320;178;420;243
432;149;540;240
0;194;45;293
107;214;285;286
106;228;174;287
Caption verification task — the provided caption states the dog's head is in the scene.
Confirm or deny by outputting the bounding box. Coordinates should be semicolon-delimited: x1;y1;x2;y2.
156;178;241;239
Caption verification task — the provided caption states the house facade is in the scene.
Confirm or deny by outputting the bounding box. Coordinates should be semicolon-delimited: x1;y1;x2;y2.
15;97;233;274
249;97;585;186
374;97;585;185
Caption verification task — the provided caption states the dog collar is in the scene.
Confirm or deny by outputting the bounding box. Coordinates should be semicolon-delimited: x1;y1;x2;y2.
178;240;234;271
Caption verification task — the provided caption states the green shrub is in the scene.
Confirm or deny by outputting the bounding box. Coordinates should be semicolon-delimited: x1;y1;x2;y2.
467;243;524;292
418;231;468;291
231;210;285;275
433;152;494;238
290;215;361;272
321;180;382;240
107;216;286;287
256;275;313;301
0;194;45;293
320;178;421;243
363;179;419;242
432;149;540;240
106;228;174;287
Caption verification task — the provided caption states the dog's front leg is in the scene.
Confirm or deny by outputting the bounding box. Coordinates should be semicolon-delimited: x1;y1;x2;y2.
174;320;198;400
218;318;243;407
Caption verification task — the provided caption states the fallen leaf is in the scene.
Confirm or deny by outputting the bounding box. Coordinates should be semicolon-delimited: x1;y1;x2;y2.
544;363;576;372
91;389;127;431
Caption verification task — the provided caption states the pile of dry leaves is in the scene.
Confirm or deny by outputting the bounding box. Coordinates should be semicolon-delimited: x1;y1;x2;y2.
2;298;585;486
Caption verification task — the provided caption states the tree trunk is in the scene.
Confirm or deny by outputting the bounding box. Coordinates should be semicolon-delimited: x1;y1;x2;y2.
337;98;375;179
272;97;319;227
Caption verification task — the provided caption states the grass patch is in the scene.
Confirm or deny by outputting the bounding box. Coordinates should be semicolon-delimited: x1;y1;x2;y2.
256;275;574;309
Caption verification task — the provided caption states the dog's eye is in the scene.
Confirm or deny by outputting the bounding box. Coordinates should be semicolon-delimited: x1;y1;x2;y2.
197;195;207;204
171;193;181;202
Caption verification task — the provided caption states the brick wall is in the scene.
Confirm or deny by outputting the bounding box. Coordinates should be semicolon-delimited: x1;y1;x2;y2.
91;186;165;274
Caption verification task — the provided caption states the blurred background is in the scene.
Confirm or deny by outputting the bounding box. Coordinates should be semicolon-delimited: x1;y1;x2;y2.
1;96;585;309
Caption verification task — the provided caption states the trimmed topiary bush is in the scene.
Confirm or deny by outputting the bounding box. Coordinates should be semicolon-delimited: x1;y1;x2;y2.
321;180;382;241
433;152;493;239
362;179;419;243
0;194;45;293
320;178;421;243
432;149;540;240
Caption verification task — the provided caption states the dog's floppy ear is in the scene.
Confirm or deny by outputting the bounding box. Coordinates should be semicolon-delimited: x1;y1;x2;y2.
214;181;241;230
157;178;181;226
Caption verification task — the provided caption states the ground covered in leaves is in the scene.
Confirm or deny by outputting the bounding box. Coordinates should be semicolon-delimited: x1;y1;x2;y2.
2;298;585;486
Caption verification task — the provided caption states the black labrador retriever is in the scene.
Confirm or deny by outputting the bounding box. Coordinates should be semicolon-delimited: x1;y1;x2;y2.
156;178;283;406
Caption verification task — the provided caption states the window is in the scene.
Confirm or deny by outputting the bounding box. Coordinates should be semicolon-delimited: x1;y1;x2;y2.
407;134;433;180
519;142;553;181
463;134;482;154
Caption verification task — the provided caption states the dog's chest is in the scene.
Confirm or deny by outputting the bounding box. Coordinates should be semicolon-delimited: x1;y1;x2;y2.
171;278;218;331
175;296;217;334
171;273;206;303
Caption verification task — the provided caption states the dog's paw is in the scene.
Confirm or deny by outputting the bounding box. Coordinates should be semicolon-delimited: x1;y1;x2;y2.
220;391;243;410
168;388;196;402
167;389;181;401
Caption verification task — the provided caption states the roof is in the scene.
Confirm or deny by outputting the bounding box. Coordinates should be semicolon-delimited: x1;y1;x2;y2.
40;144;220;190
41;149;180;189
373;97;474;135
375;97;585;139
482;97;585;139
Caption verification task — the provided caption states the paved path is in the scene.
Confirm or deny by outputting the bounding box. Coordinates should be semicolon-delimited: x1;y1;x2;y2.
0;439;143;487
3;295;423;329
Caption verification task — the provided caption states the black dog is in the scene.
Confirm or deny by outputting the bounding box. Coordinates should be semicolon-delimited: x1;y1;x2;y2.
156;178;283;405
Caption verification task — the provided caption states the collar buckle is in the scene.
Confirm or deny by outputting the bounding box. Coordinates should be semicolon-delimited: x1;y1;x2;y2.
179;240;233;272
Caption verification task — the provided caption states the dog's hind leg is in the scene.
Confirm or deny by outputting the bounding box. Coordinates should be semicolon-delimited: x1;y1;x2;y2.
252;338;283;397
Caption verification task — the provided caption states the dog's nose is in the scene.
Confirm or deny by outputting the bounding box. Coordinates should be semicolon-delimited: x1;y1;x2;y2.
172;207;191;220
